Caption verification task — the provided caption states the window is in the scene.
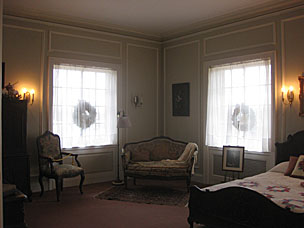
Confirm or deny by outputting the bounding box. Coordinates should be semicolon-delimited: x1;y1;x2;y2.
205;59;272;152
51;62;117;149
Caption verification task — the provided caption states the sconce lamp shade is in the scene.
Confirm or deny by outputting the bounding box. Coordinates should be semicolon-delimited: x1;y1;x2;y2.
117;115;132;128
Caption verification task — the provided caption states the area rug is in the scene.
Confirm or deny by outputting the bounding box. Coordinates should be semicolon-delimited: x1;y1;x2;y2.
95;185;189;207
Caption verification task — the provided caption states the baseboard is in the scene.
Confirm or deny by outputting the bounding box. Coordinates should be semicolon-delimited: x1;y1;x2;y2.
191;174;204;184
30;171;115;193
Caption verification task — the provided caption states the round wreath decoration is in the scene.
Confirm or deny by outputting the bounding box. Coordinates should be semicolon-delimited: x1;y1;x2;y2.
231;103;256;131
73;100;96;129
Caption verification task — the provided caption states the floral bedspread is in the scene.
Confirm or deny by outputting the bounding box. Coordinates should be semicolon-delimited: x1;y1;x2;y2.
204;171;304;213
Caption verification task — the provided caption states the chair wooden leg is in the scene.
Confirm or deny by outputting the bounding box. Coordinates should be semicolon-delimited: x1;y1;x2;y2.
124;175;128;189
79;172;85;194
55;178;62;202
61;180;63;192
39;174;44;197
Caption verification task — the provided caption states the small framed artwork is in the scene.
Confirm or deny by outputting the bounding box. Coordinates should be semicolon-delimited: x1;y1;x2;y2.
222;146;245;172
172;82;190;116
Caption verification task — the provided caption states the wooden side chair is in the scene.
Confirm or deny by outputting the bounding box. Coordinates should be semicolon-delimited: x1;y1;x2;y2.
36;131;85;201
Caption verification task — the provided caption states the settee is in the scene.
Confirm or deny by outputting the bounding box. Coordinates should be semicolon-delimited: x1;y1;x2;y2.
121;136;198;191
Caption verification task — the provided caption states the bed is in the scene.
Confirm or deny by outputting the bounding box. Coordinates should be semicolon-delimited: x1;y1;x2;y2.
188;130;304;228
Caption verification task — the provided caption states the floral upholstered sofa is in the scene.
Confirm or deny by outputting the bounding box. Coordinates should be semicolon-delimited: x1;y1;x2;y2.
121;136;198;191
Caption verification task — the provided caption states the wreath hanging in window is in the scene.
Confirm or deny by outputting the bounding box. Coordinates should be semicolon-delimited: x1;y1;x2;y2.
73;100;97;129
231;103;256;131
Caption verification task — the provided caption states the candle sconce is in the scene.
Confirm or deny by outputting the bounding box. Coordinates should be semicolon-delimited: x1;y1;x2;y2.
22;88;35;105
281;86;294;106
132;95;143;108
299;73;304;116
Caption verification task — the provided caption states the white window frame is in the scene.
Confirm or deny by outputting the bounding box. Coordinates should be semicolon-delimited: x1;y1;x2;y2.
48;57;122;152
202;52;276;155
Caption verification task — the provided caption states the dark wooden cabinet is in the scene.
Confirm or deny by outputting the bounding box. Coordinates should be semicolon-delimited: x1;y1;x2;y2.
2;97;32;199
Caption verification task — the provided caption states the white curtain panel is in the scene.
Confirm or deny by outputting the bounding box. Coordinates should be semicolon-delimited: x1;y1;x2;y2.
52;64;117;148
206;59;271;152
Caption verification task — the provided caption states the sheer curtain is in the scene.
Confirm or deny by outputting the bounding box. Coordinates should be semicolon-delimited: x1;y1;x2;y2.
205;59;272;152
52;64;117;148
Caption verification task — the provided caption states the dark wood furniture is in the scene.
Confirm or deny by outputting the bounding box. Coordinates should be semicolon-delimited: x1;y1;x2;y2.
2;97;32;199
187;130;304;228
3;189;27;228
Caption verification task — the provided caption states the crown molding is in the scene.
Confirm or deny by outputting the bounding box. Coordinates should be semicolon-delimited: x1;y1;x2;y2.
3;7;163;42
161;0;304;41
3;0;304;43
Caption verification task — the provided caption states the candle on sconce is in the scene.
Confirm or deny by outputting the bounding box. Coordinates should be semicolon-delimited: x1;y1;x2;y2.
30;89;35;104
289;86;294;92
22;88;27;100
281;87;286;102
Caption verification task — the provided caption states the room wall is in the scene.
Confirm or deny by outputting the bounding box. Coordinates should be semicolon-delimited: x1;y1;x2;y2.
163;5;304;184
2;16;161;191
3;5;304;190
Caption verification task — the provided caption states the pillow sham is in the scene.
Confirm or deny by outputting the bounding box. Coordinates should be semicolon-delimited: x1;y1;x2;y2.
284;156;299;176
291;155;304;178
268;161;289;173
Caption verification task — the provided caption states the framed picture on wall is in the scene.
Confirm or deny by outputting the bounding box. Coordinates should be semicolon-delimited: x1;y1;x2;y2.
222;146;245;172
172;82;190;116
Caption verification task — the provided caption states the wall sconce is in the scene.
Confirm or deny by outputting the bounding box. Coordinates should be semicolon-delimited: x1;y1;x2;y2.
22;88;35;105
281;86;294;106
132;95;143;108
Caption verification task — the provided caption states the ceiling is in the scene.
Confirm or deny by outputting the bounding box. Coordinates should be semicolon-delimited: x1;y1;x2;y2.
3;0;303;41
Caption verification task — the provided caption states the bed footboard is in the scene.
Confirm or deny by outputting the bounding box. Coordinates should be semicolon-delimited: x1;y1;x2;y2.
188;185;304;228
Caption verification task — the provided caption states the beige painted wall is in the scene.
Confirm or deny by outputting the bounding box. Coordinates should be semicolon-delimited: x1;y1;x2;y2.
2;5;304;190
2;16;161;191
281;15;304;134
127;44;159;142
163;6;304;184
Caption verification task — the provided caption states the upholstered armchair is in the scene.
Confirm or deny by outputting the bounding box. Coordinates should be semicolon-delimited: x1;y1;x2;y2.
36;131;85;201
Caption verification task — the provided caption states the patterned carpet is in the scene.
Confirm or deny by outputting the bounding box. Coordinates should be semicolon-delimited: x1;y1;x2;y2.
96;184;189;207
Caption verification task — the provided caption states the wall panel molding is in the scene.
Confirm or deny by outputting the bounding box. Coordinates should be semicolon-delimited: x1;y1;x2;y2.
163;40;200;136
126;43;160;141
163;40;201;169
3;23;46;161
203;23;275;56
49;31;122;59
280;14;304;137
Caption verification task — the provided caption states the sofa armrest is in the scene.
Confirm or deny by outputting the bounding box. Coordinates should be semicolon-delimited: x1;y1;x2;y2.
121;148;130;169
187;150;198;174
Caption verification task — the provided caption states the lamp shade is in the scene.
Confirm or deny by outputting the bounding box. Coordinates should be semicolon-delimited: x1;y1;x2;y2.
117;115;132;128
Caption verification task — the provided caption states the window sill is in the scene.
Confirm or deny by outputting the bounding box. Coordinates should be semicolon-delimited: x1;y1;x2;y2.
207;146;272;156
62;144;117;155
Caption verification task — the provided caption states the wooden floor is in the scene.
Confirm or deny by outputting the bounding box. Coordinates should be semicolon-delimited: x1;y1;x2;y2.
24;180;205;228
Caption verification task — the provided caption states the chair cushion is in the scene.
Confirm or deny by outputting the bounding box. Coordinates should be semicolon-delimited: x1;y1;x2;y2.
47;164;84;178
39;134;61;159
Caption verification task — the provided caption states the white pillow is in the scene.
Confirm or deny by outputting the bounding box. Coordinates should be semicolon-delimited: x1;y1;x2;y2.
268;161;289;173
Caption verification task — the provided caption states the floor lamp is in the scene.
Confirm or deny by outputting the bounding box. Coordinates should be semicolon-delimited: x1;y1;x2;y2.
112;112;131;185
